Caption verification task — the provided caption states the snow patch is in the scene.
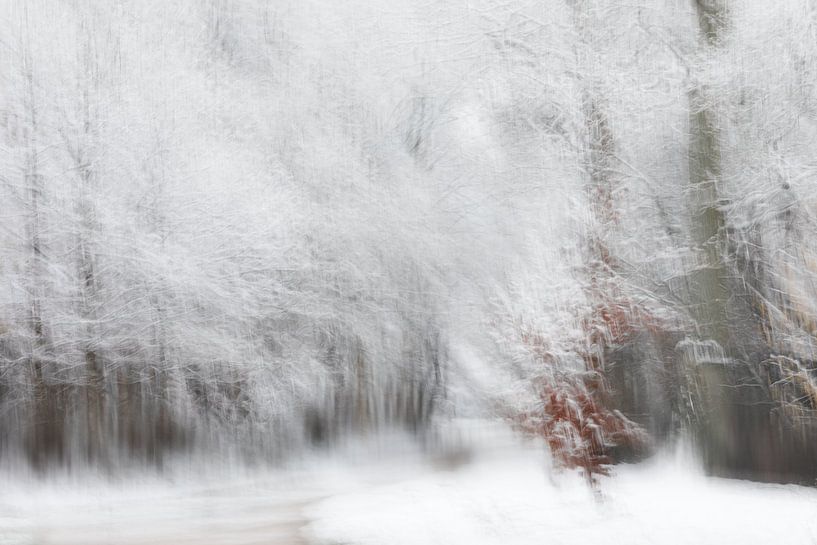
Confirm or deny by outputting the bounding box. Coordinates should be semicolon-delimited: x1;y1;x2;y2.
308;448;817;545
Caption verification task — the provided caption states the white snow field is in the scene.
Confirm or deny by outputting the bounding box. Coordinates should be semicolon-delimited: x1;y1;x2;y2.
308;446;817;545
1;429;816;545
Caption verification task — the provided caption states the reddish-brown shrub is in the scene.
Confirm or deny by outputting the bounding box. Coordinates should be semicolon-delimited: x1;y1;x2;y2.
515;374;647;485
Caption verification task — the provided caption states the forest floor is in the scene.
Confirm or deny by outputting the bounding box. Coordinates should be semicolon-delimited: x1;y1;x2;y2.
308;446;817;545
0;471;320;544
1;428;816;544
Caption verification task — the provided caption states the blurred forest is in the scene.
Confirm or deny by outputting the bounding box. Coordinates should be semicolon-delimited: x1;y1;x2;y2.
1;0;816;484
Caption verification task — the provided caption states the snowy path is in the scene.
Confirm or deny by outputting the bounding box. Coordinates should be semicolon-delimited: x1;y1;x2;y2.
0;446;431;545
0;477;318;545
2;443;817;545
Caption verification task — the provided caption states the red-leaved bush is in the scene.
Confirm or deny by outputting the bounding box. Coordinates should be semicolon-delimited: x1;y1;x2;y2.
515;374;647;485
513;313;651;484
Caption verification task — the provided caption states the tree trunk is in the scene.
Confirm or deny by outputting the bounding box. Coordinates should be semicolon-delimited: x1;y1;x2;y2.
22;48;64;468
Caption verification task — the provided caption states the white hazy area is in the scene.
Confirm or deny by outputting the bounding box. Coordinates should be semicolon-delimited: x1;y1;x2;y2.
2;422;816;545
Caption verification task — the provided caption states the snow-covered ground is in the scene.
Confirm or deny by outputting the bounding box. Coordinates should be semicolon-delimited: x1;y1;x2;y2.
1;428;816;545
0;471;316;545
308;445;817;545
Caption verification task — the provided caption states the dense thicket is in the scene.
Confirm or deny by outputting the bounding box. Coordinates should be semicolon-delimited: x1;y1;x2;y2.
1;1;816;482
